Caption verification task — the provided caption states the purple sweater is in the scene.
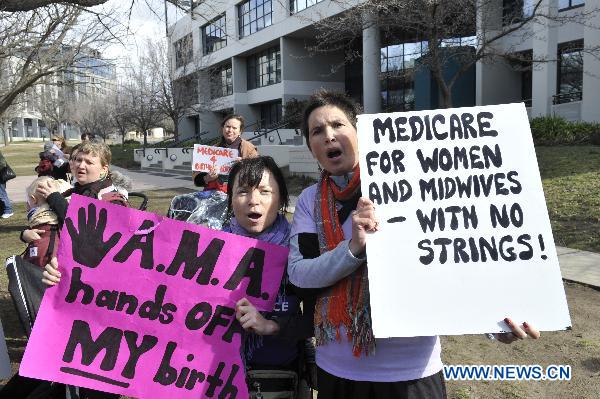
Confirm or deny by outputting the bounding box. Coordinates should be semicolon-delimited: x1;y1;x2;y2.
288;179;443;382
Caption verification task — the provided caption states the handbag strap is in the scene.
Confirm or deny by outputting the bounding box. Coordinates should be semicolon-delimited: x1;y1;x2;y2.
45;225;59;265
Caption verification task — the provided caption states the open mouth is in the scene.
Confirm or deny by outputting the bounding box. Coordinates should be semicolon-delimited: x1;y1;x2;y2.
248;212;262;220
327;149;342;159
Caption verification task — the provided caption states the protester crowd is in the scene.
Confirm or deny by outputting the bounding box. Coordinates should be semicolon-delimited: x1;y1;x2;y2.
0;92;541;399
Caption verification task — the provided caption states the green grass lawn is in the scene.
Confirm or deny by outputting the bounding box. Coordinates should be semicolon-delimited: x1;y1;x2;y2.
0;142;43;176
536;146;600;252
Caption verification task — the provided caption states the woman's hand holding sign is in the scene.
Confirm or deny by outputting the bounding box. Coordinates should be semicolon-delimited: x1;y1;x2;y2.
42;257;61;286
235;298;280;336
494;317;541;343
349;197;379;258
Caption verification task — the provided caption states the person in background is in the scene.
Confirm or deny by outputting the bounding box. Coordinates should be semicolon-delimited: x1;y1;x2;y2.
287;90;540;399
192;114;258;193
36;136;69;180
0;149;14;219
51;134;71;157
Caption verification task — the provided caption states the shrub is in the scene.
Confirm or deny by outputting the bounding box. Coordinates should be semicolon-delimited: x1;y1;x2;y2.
123;139;140;145
529;116;600;145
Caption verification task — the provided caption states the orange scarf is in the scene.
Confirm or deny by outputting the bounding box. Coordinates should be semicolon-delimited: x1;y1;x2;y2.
314;166;375;356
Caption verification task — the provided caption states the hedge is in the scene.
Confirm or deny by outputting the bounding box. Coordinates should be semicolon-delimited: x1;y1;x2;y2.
529;116;600;145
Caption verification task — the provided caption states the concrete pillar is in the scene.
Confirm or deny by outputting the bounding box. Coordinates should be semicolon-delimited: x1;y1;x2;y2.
362;13;381;113
16;118;25;138
232;55;255;126
582;0;600;122
32;118;39;138
531;0;558;117
475;0;502;105
272;0;288;25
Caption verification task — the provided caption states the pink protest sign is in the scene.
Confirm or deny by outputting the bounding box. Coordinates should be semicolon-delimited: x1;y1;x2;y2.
20;194;288;399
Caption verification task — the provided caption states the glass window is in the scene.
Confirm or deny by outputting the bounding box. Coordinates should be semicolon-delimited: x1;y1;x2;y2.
210;64;233;99
247;46;281;90
202;15;226;55
556;40;583;103
239;0;272;37
380;41;428;111
502;0;534;26
558;0;584;11
260;100;282;128
174;34;193;68
290;0;322;14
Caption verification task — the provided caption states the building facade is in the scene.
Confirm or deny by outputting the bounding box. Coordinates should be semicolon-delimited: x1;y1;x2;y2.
6;48;116;141
169;0;599;139
478;0;600;122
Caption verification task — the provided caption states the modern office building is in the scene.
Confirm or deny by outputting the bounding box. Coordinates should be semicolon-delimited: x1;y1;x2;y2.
169;0;599;139
7;48;117;141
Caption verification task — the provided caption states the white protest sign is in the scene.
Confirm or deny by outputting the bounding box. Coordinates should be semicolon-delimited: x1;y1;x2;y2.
0;319;12;378
192;144;239;174
357;103;571;337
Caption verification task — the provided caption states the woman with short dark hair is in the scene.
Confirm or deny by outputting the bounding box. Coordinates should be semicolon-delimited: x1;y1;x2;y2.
288;90;540;399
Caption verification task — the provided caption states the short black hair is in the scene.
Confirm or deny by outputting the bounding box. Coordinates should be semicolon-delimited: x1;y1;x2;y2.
227;156;288;215
301;89;362;150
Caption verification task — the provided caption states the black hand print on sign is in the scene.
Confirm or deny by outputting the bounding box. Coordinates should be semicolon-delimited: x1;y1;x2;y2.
65;203;122;268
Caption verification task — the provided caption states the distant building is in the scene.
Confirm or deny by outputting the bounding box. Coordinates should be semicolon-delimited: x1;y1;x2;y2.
168;0;599;140
7;48;117;141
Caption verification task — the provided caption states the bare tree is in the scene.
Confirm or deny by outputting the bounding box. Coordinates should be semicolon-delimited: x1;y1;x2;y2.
142;38;197;142
0;4;122;133
111;84;136;145
37;78;78;138
122;57;164;146
307;0;599;108
72;95;115;140
0;0;194;12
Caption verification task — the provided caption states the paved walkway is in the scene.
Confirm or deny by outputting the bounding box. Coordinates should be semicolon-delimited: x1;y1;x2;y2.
3;166;598;289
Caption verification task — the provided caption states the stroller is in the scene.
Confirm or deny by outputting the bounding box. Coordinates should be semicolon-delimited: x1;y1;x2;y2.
167;190;229;229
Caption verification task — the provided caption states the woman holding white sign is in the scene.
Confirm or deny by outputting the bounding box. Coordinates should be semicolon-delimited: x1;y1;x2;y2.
192;114;258;192
287;90;540;399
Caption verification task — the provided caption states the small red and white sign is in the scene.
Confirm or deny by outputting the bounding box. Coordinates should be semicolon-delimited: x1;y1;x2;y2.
192;145;239;175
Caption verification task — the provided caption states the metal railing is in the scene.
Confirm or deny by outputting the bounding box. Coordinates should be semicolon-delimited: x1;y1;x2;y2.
249;116;301;145
137;130;210;157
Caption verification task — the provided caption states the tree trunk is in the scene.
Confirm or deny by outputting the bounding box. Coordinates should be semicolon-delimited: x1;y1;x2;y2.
143;129;148;147
430;63;454;109
1;123;10;146
438;83;453;109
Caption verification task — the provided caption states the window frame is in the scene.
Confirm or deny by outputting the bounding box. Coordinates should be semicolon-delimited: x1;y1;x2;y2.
174;34;193;69
210;64;233;99
556;39;584;104
202;14;227;55
558;0;584;11
247;46;281;90
380;41;428;111
290;0;322;14
238;0;273;38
